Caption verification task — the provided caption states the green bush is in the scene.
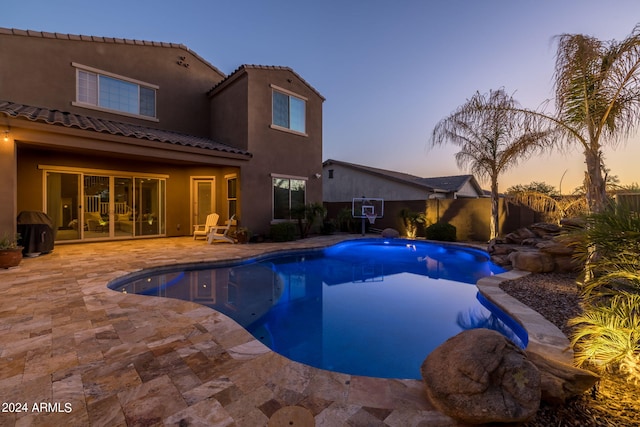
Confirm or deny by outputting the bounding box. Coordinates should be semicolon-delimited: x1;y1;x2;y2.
569;292;640;384
270;222;297;242
336;207;358;233
291;202;327;238
320;219;336;235
426;223;456;241
565;200;640;382
399;208;427;238
568;201;640;300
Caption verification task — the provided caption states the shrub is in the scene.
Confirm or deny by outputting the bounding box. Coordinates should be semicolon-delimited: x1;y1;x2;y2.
426;223;456;241
569;292;640;384
291;202;327;238
399;208;427;238
270;222;297;242
320;219;336;235
336;207;358;233
568;201;640;300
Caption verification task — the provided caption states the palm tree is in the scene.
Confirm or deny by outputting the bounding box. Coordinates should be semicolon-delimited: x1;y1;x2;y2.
431;89;552;240
519;26;640;213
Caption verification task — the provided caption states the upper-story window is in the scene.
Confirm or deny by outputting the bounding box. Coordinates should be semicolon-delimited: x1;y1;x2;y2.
271;85;306;134
73;63;158;120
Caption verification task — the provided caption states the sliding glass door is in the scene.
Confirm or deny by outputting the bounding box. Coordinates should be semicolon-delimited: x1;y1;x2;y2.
114;177;134;238
46;171;81;241
45;170;164;241
135;177;165;236
84;175;110;238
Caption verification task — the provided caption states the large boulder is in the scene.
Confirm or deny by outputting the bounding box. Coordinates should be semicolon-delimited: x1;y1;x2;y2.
537;241;574;256
526;351;599;405
508;250;555;273
381;228;400;238
421;329;541;424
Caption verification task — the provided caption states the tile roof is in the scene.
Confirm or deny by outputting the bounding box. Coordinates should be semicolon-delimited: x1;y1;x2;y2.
0;27;226;78
0;101;251;157
208;64;325;101
323;159;482;194
416;175;479;193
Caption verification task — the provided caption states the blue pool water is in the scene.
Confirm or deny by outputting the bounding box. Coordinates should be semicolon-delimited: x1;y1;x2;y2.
110;238;527;379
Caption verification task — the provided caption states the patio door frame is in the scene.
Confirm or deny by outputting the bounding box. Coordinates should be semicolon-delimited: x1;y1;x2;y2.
191;176;216;232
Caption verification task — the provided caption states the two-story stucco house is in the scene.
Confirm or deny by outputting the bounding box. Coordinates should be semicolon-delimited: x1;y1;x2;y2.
0;28;324;243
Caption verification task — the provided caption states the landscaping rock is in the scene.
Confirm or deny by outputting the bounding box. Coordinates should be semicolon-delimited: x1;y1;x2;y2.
381;228;400;238
505;228;537;244
552;256;582;273
526;351;600;405
488;241;520;256
560;217;586;229
530;222;562;237
421;329;541;424
537;241;574;256
522;237;547;246
490;254;511;267
509;250;555;273
489;223;579;273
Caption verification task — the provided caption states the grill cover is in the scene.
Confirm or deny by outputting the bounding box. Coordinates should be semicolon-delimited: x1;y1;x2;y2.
16;211;55;255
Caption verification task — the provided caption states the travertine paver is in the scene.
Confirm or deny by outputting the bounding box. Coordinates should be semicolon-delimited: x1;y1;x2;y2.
0;236;569;426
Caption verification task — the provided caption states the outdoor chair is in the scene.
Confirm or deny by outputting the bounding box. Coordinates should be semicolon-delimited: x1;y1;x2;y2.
193;213;220;240
207;214;236;244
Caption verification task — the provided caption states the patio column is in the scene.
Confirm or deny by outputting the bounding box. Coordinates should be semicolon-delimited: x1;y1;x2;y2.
0;129;17;235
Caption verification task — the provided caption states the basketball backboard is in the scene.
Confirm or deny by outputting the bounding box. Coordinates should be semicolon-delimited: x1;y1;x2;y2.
352;197;384;219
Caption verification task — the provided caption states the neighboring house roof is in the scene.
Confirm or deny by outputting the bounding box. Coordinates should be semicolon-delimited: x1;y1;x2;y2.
322;159;484;196
416;175;484;195
0;101;252;157
208;64;325;101
323;159;441;192
0;27;227;78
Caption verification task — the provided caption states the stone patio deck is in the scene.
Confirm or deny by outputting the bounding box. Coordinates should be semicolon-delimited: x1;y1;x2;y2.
0;235;570;426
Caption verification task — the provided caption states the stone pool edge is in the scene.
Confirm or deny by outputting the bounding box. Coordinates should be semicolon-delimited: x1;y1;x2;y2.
476;270;574;364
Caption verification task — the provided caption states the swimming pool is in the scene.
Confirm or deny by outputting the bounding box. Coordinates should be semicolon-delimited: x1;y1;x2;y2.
109;238;527;379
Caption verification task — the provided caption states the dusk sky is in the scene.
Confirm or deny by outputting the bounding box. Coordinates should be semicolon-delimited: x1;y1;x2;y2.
3;1;640;192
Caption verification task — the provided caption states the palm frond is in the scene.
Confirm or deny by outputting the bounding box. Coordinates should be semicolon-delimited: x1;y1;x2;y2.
569;292;640;382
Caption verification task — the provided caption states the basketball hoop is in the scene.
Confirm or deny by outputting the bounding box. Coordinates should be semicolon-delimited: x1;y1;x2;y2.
352;197;384;235
365;213;376;224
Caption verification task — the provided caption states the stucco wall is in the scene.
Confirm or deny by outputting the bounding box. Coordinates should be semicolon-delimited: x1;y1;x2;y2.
323;164;428;202
16;146;241;238
210;74;249;150
0;31;224;137
223;67;324;236
325;198;535;242
2;31;324;240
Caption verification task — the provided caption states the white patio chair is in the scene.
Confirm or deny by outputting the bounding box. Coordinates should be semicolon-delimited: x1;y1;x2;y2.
207;214;236;244
193;213;220;240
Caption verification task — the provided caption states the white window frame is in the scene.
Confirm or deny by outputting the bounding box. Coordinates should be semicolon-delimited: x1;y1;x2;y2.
72;62;159;121
270;84;307;136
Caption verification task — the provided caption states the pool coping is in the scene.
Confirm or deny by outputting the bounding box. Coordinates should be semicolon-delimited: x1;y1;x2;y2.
476;271;573;364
